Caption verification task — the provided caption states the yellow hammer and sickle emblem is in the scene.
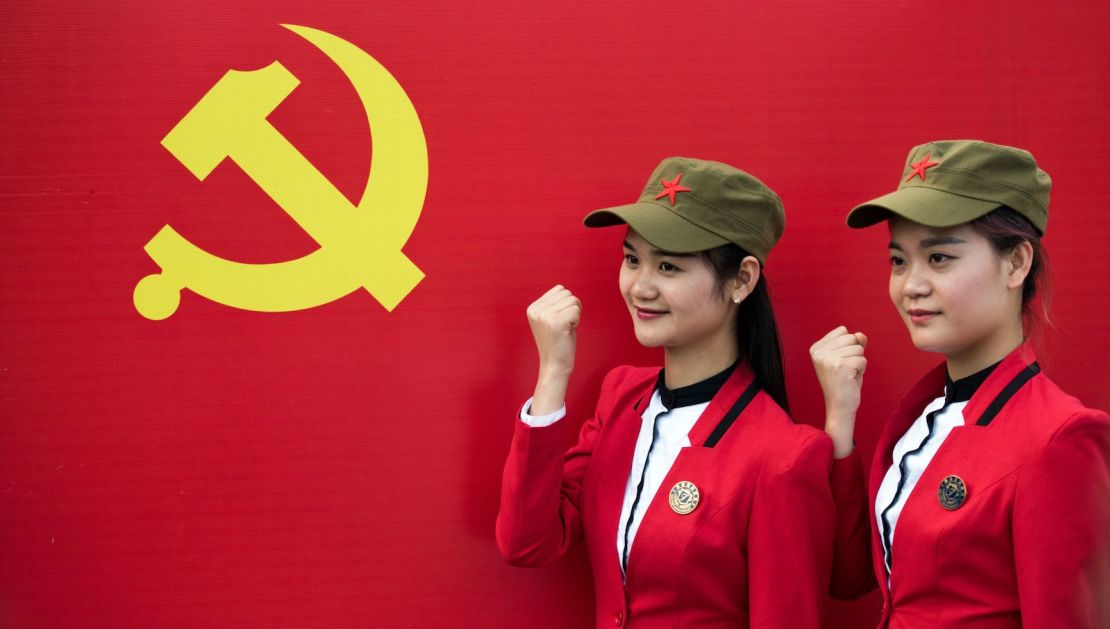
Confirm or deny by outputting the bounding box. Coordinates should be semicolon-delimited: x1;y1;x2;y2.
134;24;427;320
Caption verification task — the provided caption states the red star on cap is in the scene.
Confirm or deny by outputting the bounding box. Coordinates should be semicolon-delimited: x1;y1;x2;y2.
653;173;692;205
905;153;940;182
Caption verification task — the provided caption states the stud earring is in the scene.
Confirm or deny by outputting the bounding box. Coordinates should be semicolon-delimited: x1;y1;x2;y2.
733;295;741;304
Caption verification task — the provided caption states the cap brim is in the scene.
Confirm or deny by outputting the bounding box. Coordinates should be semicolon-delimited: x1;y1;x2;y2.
583;202;730;253
846;186;1002;229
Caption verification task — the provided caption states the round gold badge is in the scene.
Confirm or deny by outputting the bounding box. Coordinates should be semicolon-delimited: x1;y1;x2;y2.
669;481;700;515
938;475;967;511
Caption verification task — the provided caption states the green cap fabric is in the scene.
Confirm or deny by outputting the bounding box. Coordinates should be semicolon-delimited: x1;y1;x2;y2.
846;140;1051;235
583;156;785;262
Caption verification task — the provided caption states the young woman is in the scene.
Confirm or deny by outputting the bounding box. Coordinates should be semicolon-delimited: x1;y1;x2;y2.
497;157;836;628
811;140;1110;628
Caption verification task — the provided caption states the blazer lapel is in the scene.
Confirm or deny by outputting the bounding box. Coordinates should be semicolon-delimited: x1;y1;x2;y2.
869;361;946;602
688;364;755;447
871;362;948;495
590;374;658;579
960;342;1038;427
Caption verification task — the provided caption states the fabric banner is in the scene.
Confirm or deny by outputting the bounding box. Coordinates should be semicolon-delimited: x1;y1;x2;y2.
2;1;1108;626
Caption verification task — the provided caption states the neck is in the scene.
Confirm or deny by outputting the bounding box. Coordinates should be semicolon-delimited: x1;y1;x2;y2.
663;336;739;389
945;317;1025;381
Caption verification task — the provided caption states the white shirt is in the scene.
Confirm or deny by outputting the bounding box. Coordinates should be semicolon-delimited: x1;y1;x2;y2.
874;394;968;577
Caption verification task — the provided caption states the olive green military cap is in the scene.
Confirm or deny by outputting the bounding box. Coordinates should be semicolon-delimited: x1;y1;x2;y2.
847;140;1051;234
583;156;785;262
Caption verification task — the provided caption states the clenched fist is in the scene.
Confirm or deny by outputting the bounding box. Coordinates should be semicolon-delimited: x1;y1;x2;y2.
810;326;868;458
526;285;582;415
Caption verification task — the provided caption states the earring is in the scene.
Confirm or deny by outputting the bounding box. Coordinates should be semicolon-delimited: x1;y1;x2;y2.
733;295;741;304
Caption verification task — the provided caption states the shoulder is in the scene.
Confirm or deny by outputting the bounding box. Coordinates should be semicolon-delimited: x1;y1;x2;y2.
747;393;834;478
1014;382;1110;502
992;373;1110;479
1016;372;1110;444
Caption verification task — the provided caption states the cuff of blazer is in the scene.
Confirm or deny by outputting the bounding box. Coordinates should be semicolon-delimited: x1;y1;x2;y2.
830;448;865;505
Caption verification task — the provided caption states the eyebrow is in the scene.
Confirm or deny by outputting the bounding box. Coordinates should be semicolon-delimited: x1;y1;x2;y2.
622;240;696;258
921;236;967;248
888;236;967;250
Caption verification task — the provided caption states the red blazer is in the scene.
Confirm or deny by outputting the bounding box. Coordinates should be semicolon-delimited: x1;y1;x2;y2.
497;364;836;628
830;344;1110;628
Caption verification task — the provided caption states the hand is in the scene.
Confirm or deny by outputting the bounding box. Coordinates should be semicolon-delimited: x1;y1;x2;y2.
810;326;868;458
526;285;581;415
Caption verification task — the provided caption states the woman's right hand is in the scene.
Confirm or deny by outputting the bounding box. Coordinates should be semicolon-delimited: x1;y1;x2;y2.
526;285;581;415
810;326;868;458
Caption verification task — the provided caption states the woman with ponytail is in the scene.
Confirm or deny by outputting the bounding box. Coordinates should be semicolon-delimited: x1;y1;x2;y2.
497;157;836;628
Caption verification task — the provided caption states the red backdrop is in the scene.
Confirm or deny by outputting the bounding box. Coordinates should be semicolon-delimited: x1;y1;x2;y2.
2;1;1108;627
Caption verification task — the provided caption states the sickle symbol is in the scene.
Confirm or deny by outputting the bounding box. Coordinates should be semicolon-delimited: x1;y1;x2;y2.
134;24;427;320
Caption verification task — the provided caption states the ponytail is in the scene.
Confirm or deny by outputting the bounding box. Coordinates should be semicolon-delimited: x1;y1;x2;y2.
701;245;790;413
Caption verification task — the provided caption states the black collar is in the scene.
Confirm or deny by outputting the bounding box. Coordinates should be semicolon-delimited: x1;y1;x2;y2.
656;361;737;410
944;360;1000;405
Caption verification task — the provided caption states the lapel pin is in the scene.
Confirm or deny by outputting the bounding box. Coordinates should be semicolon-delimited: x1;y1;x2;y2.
669;481;700;515
938;475;967;510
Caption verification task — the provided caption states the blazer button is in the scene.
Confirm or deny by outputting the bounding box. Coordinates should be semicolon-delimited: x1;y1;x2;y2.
613;610;624;626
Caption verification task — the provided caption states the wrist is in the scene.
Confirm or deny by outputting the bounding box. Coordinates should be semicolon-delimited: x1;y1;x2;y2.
824;410;857;428
830;440;856;459
823;413;856;459
531;369;570;417
537;363;573;384
530;388;567;417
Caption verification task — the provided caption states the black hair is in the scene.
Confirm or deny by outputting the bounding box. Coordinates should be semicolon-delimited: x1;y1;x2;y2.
701;244;790;413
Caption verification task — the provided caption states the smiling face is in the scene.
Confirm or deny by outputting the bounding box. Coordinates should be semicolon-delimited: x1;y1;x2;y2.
887;217;1028;375
619;230;739;355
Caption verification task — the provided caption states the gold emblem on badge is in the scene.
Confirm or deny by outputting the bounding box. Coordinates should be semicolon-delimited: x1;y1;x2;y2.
938;475;967;511
669;481;700;515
